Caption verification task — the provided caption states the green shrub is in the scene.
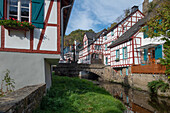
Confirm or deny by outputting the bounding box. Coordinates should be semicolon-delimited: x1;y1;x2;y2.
148;80;169;94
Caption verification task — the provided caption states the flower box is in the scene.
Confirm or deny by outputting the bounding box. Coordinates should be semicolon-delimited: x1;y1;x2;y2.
0;18;35;36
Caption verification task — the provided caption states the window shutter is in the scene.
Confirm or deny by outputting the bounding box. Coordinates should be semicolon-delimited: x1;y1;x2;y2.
144;26;148;39
144;49;148;61
126;67;128;75
32;0;44;28
123;48;124;59
0;0;3;19
155;45;162;59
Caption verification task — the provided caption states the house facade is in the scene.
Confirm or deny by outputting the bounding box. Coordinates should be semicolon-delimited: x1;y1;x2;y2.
78;29;106;64
0;0;74;90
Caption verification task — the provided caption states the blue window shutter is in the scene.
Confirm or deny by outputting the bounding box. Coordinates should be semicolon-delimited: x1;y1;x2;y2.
155;45;162;59
32;0;44;28
144;26;148;39
105;36;107;40
105;44;107;50
144;49;148;61
106;57;108;65
0;0;3;19
123;48;124;59
120;69;122;75
126;67;128;75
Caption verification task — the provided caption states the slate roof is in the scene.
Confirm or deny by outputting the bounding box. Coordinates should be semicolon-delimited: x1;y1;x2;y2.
108;16;147;48
108;0;164;48
103;8;142;36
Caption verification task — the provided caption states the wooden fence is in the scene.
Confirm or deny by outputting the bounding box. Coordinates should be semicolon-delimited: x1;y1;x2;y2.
131;64;166;74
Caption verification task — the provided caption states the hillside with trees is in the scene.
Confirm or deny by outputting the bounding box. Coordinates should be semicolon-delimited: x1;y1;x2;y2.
64;29;94;47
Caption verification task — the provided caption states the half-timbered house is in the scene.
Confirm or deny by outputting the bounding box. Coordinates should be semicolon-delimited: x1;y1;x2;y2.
0;0;74;90
78;29;106;64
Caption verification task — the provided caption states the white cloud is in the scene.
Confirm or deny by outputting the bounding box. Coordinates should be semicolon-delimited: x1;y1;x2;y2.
66;0;144;35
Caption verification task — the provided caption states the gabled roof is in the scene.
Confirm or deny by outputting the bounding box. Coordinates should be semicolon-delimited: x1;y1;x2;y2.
108;0;164;48
103;8;144;36
108;16;147;48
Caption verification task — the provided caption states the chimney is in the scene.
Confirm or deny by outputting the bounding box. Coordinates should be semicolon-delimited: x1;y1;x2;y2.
143;0;149;15
131;6;138;13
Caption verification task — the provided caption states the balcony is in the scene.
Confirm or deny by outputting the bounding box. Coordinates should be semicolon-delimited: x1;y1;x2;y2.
131;64;166;74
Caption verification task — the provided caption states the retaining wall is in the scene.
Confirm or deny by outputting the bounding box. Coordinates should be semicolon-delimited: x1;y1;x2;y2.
0;84;45;113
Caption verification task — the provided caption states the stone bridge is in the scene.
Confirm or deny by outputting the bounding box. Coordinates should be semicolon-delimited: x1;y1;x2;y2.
53;63;105;79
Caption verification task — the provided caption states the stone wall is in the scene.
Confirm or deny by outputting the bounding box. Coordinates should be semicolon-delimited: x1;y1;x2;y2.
101;66;169;96
0;84;46;113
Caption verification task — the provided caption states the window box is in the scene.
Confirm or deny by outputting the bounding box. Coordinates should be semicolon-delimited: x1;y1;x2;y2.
0;18;34;36
115;58;120;62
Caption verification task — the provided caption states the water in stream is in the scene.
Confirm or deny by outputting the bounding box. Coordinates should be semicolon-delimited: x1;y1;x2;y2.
99;82;170;113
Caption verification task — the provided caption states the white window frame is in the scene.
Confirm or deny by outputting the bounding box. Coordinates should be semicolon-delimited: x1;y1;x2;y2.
7;0;31;22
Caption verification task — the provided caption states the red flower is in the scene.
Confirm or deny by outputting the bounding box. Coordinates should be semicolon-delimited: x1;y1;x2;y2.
21;24;23;26
5;18;7;20
17;21;19;23
9;17;11;19
12;18;15;20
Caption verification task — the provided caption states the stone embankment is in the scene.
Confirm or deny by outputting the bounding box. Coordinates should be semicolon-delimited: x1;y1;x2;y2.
0;84;45;113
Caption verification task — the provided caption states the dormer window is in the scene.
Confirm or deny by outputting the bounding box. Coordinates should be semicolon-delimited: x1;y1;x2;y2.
9;0;30;22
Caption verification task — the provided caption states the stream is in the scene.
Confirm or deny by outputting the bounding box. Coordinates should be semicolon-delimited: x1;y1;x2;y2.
98;82;170;113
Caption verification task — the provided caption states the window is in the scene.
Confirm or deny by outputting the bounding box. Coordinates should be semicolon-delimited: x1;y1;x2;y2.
116;49;120;59
9;0;30;21
112;41;114;44
111;31;114;36
143;26;148;39
88;46;90;51
99;45;101;50
95;54;99;59
123;26;126;30
123;47;128;59
95;45;98;50
105;36;107;40
105;44;107;51
106;57;108;65
85;41;86;45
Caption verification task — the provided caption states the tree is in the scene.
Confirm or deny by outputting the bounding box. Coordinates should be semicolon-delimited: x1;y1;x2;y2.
143;0;170;75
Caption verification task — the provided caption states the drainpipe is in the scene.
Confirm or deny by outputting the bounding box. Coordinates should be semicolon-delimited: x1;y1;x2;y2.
61;4;72;61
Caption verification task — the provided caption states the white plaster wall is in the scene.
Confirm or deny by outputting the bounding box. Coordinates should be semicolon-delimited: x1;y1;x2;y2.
5;29;30;49
40;27;57;51
33;28;42;50
48;0;57;24
0;52;60;90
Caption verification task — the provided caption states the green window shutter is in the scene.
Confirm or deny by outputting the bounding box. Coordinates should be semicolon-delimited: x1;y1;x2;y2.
123;48;124;59
144;49;148;61
144;26;148;39
106;57;108;65
105;44;107;50
32;0;44;28
120;69;122;75
126;67;128;75
0;0;3;19
105;36;107;40
155;45;162;59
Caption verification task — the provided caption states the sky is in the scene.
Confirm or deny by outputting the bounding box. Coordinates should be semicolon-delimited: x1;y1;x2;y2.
65;0;153;35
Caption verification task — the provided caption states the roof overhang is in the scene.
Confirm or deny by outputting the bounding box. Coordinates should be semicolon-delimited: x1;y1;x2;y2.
137;44;158;49
61;0;74;35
